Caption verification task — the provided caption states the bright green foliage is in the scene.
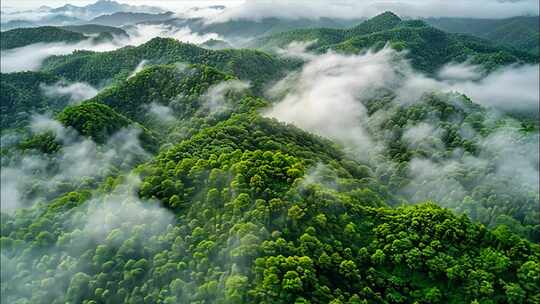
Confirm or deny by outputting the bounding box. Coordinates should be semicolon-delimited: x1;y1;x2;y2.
41;37;294;91
0;26;87;50
57;103;133;143
3;106;539;303
88;64;234;123
57;102;159;150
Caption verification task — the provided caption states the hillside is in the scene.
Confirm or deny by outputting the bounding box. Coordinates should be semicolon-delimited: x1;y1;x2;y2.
0;71;69;129
2;106;539;303
0;26;86;50
87;64;235;123
151;17;365;40
56;102;158;148
61;24;129;39
255;12;538;73
41;37;297;91
425;16;540;55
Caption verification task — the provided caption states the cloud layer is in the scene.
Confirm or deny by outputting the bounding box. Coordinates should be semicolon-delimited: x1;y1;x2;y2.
264;45;539;224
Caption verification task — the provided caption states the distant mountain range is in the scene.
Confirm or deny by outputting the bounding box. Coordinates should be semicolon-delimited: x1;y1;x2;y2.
146;17;365;41
252;12;538;73
50;0;164;19
425;16;540;55
0;0;166;30
90;11;175;27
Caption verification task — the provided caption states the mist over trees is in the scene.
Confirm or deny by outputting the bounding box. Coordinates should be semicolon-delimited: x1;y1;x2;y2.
1;1;539;303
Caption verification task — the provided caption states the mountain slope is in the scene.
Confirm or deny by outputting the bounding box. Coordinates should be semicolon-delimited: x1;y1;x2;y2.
57;102;158;149
60;24;129;39
0;26;86;50
41;37;296;91
152;17;365;40
425;16;540;55
0;71;69;129
255;12;538;73
2;108;539;303
87;63;235;124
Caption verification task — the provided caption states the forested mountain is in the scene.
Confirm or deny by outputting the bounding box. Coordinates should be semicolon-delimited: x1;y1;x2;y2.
149;17;365;40
255;12;538;73
0;24;128;51
41;37;296;91
0;72;69;129
1;5;539;304
89;12;175;27
425;16;540;55
0;26;87;50
60;24;129;39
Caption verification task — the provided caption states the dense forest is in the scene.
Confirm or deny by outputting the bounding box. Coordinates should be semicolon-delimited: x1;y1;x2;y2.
253;12;538;73
425;16;540;55
0;27;87;50
1;3;539;304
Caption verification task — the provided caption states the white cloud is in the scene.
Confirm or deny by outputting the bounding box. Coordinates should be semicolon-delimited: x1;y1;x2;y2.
446;64;540;113
0;39;123;73
264;44;539;203
124;24;223;45
201;79;250;114
1;24;222;73
1;115;150;214
80;175;174;244
41;81;99;103
437;62;483;82
402;122;444;150
145;102;176;123
265;47;406;158
128;59;148;79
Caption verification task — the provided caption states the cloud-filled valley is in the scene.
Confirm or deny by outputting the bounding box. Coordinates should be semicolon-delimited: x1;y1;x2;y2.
265;44;539;226
1;24;224;73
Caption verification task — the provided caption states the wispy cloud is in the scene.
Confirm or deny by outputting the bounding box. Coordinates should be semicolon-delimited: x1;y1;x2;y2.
1;114;150;214
41;81;99;104
1;24;223;73
265;44;539;225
